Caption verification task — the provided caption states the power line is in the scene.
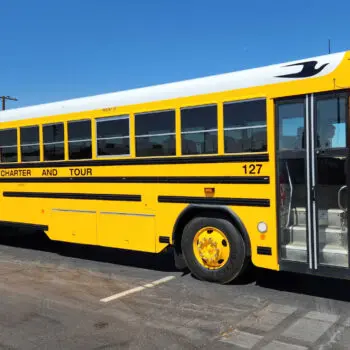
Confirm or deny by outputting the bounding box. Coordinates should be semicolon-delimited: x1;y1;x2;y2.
1;96;18;110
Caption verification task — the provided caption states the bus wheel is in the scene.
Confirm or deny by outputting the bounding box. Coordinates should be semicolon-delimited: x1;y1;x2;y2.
181;216;246;284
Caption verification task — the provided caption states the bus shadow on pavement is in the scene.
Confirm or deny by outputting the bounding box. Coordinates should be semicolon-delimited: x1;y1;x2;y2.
1;227;350;298
255;268;350;302
0;227;178;273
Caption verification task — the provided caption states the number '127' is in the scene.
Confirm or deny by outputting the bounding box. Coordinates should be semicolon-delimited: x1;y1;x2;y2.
243;164;262;174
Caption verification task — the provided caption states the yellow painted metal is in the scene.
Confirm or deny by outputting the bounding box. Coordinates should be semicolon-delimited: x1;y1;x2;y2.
175;108;181;156
50;209;97;245
39;124;43;162
193;226;230;269
91;117;97;160
217;102;224;155
0;52;349;270
129;113;136;158
16;127;21;163
98;211;155;252
63;120;68;161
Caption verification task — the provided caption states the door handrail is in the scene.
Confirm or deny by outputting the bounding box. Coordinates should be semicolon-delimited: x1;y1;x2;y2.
285;161;293;228
337;185;347;211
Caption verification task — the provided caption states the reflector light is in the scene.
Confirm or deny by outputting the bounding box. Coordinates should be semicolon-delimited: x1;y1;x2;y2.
257;222;267;233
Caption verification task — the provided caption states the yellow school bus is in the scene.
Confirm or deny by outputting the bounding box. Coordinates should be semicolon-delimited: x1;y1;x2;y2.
0;51;349;283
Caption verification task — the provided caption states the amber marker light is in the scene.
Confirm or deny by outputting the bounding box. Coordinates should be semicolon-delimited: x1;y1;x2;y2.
204;187;215;197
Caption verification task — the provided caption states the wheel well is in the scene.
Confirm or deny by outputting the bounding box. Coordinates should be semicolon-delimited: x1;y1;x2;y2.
173;205;251;257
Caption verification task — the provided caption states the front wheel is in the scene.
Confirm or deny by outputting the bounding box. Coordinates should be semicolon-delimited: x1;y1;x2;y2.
181;216;246;284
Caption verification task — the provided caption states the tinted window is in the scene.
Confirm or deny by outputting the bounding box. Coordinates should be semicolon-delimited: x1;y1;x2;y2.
0;128;17;146
181;105;217;155
96;116;129;156
135;110;175;157
97;118;129;138
68;120;92;159
43;123;64;143
224;99;267;153
278;102;305;150
21;126;39;144
0;128;17;162
20;126;40;162
43;123;64;161
316;96;346;149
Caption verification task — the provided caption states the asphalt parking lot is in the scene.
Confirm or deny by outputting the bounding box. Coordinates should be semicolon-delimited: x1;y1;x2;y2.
0;229;350;349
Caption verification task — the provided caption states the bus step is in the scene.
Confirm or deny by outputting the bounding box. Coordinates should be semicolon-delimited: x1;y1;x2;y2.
292;208;307;226
284;225;347;246
320;245;348;267
327;209;346;228
292;208;328;227
323;227;348;246
282;242;348;267
291;208;344;227
284;226;307;243
281;242;307;262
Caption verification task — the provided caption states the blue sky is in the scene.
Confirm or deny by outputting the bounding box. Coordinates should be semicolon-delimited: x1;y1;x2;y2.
1;0;350;109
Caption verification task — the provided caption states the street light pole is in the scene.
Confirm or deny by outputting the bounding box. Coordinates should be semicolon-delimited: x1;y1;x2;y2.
1;96;18;110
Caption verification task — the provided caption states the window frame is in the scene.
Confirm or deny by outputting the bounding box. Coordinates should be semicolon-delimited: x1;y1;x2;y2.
95;115;131;158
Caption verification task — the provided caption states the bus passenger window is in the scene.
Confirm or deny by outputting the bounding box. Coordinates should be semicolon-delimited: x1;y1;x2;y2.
96;116;129;157
20;126;40;162
43;123;64;161
224;99;267;153
181;105;218;155
135;110;175;157
0;128;17;163
68;120;92;159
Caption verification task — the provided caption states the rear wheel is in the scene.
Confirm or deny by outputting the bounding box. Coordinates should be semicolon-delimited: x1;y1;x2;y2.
181;216;246;284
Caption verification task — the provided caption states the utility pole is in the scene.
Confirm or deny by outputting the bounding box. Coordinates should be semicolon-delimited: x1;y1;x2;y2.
1;96;18;110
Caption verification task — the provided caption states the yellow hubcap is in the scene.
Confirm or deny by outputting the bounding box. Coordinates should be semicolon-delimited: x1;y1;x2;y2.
193;226;230;270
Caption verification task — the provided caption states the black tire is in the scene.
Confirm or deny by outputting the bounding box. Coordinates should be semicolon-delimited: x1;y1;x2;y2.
181;216;246;284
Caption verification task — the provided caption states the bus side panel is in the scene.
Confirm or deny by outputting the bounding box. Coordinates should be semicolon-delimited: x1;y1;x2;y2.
0;181;160;253
0;161;279;264
97;211;156;252
0;186;49;227
49;209;97;245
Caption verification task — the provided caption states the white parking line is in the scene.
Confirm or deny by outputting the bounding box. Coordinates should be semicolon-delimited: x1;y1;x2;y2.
100;275;176;303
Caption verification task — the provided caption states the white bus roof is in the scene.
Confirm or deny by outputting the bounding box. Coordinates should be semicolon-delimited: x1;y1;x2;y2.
0;51;345;123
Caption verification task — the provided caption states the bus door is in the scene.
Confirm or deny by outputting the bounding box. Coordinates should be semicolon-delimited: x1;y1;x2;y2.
276;91;350;275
